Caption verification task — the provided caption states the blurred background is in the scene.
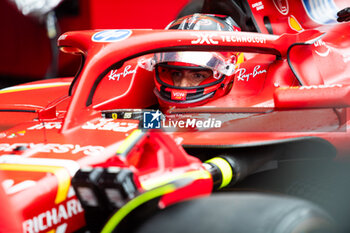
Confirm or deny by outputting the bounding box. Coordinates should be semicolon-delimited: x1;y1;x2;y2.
0;0;199;88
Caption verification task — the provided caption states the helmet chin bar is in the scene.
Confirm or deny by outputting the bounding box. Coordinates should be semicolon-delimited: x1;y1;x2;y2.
154;88;215;105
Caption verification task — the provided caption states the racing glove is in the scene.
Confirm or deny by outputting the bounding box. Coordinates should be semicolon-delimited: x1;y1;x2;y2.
337;7;350;22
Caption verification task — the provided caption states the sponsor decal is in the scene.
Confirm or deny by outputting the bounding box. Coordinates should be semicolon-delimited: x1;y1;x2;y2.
191;32;219;44
171;90;187;100
252;1;264;11
23;198;83;233
29;119;138;133
302;0;339;24
236;65;267;81
7;133;17;139
191;32;267;45
143;110;162;129
220;35;266;44
5;131;26;139
108;65;136;81
3;179;37;195
92;30;132;42
28;122;62;130
273;0;289;15
288;15;304;32
17;130;26;136
313;39;331;57
0;143;105;156
82;119;138;132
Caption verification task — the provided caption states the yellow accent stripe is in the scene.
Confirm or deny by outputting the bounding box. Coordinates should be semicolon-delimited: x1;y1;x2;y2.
101;183;177;233
116;129;143;155
140;170;211;190
0;164;71;204
0;83;70;94
236;52;245;65
46;230;55;233
206;157;233;189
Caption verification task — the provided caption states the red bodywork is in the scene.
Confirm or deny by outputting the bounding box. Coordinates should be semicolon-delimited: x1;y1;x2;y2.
1;0;350;232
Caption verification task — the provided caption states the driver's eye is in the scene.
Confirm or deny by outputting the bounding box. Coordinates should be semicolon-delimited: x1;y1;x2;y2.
192;71;211;80
193;73;205;79
171;70;183;78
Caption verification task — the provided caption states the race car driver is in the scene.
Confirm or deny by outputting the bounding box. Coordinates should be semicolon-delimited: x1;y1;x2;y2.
150;14;243;110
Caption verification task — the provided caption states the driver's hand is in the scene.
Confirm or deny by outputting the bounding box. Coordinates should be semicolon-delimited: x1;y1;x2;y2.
337;7;350;22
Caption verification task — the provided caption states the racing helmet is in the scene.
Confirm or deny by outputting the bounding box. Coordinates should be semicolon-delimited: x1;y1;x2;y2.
153;14;240;109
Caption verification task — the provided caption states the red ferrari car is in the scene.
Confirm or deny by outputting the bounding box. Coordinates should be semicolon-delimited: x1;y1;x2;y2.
1;0;350;233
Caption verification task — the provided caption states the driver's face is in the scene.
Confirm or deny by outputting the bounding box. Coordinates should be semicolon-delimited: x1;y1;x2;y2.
169;68;212;87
